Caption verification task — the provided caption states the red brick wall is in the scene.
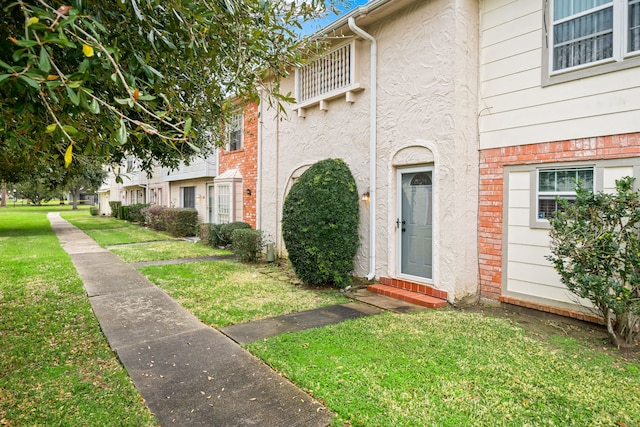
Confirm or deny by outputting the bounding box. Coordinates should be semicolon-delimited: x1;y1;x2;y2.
479;132;640;301
219;102;258;228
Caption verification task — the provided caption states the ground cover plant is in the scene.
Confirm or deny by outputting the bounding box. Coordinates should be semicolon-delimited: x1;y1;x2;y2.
0;206;155;426
138;261;349;327
247;310;640;427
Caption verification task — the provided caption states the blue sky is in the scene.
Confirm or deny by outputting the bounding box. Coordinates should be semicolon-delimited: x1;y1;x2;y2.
298;0;369;35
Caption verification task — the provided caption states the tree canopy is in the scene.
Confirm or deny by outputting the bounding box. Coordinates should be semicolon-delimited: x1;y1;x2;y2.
0;0;340;180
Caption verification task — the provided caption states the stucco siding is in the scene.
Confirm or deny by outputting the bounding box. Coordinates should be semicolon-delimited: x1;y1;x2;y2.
259;0;479;301
479;0;640;149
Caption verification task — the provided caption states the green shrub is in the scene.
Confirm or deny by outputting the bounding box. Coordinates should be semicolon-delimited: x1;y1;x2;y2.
282;158;360;287
117;205;130;221
89;207;99;216
232;228;263;262
128;203;150;223
147;206;166;231
109;201;121;218
219;222;251;244
162;208;198;237
198;223;211;242
547;176;640;348
207;223;224;247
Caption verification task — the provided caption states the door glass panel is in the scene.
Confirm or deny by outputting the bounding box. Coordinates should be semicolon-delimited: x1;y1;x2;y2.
400;170;433;279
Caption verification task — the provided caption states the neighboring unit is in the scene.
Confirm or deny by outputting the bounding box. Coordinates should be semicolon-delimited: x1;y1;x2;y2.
478;0;640;318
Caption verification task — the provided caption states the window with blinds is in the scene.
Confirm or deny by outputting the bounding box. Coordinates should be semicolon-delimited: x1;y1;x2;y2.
551;0;640;72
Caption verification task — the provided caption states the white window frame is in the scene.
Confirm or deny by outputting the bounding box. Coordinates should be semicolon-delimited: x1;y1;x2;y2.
226;112;243;152
544;0;640;84
536;166;595;221
216;184;230;224
181;186;196;209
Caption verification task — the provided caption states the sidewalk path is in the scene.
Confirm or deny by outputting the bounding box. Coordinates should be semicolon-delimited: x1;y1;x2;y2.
48;213;333;426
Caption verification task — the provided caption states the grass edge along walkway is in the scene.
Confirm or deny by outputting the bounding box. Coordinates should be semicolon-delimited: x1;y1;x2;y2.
0;207;156;426
48;212;334;427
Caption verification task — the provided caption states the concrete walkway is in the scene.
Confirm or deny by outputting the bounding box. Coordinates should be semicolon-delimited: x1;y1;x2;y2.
48;213;333;426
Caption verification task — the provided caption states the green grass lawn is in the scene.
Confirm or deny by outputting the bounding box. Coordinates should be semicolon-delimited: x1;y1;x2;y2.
139;262;349;327
0;206;156;426
62;211;175;246
4;207;640;426
247;311;640;427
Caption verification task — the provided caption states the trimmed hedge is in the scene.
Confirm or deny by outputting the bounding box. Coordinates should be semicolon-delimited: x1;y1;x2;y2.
89;207;99;216
207;223;224;247
145;206;197;237
147;205;166;231
109;201;121;218
232;228;263;262
282;158;360;287
220;222;251;243
117;205;130;221
206;222;252;248
128;203;150;223
162;208;198;237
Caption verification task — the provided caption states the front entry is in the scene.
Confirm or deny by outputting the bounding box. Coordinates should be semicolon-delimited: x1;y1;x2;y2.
399;168;433;280
208;185;215;223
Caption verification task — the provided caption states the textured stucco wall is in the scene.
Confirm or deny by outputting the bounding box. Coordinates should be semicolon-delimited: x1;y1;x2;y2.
259;0;479;301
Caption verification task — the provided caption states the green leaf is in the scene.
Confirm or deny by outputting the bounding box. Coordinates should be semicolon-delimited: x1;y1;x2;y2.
16;39;39;48
116;119;128;145
0;59;15;72
12;49;26;62
45;124;57;133
88;98;100;114
0;74;11;83
62;125;78;134
18;75;40;89
183;117;192;137
66;86;80;106
187;141;201;153
38;47;51;73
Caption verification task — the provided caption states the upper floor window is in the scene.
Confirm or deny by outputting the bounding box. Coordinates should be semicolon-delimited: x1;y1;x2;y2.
537;167;594;219
227;112;243;151
297;43;353;102
551;0;640;73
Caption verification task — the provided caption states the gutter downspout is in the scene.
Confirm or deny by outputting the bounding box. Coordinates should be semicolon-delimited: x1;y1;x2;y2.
348;17;377;281
257;95;263;229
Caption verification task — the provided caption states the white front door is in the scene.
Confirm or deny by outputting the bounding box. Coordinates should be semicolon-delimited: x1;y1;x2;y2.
398;168;433;281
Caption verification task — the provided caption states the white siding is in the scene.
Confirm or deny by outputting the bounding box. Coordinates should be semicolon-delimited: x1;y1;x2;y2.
479;0;640;149
504;169;580;306
603;166;634;193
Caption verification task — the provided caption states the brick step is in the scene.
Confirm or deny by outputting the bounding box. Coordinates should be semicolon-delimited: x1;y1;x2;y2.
367;284;447;309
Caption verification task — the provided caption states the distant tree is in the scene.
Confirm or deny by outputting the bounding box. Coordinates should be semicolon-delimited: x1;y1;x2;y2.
547;177;640;348
62;157;105;209
0;0;343;176
15;165;65;205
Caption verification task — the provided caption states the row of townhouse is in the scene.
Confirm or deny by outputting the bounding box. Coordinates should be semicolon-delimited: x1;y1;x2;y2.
98;102;259;228
101;0;640;320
